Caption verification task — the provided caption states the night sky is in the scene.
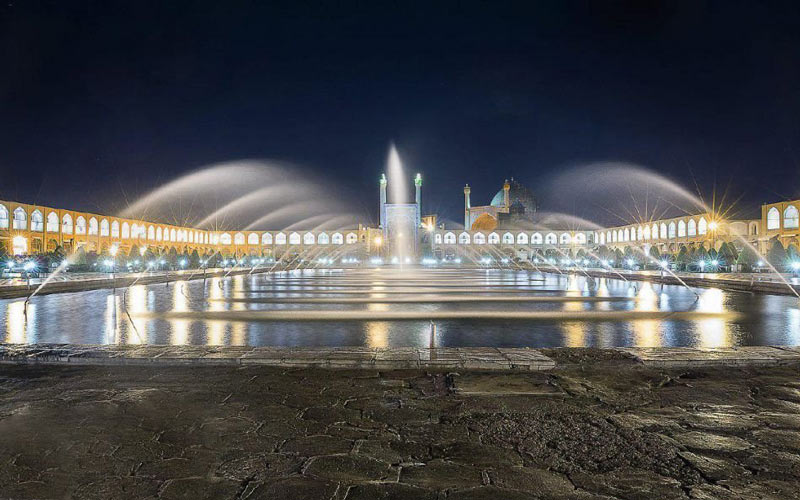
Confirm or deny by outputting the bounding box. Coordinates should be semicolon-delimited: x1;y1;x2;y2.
2;1;800;227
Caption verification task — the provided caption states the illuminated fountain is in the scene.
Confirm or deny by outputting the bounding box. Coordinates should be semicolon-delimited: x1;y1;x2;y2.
379;145;422;265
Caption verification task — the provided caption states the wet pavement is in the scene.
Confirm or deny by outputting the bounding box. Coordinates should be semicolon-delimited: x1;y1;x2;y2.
1;349;799;499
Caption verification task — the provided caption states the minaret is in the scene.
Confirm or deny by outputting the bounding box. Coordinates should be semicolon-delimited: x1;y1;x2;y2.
414;173;422;226
464;184;471;230
379;173;387;228
503;179;511;209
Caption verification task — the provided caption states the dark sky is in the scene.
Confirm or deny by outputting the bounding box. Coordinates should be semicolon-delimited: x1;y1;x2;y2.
2;1;800;226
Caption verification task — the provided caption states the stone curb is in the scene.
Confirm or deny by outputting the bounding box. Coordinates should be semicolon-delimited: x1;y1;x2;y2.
618;346;800;367
0;344;556;371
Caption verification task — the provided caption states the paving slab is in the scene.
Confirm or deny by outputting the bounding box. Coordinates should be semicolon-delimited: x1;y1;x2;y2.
620;347;800;367
0;344;555;371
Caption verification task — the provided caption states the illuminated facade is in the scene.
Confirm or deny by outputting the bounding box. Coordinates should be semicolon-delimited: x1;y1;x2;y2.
0;199;369;258
0;186;789;264
761;200;800;251
597;213;759;253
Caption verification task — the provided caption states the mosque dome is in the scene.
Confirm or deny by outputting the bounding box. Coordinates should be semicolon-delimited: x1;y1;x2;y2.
490;179;536;218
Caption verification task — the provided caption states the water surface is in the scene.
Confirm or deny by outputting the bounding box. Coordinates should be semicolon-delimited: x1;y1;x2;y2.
1;269;799;348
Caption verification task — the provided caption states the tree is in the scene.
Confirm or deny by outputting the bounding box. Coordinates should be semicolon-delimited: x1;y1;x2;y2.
736;244;759;272
786;244;799;263
613;248;624;266
675;245;690;271
767;239;787;271
190;249;200;268
718;242;736;269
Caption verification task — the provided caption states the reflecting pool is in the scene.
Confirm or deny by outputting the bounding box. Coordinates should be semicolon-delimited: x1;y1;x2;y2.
1;269;799;348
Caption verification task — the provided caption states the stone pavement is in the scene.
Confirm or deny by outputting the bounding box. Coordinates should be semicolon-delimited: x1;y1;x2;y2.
0;348;800;498
0;345;556;371
4;344;800;370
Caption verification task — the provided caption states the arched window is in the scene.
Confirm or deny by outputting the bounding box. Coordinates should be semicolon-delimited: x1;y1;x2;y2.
637;226;643;240
62;213;73;234
599;232;605;245
434;233;442;244
218;233;230;245
276;232;287;245
678;220;686;237
767;207;780;230
331;232;343;245
248;233;258;245
605;231;611;243
31;210;44;231
120;222;129;239
698;217;708;235
473;232;486;244
488;232;499;244
289;232;301;245
630;228;636;241
188;231;194;243
531;232;543;244
262;233;273;245
502;232;514;244
130;223;139;239
88;217;99;235
784;205;799;229
346;232;357;244
545;233;557;245
145;225;153;240
156;227;162;241
618;229;625;242
234;232;245;245
687;219;697;236
623;228;629;241
0;205;7;229
111;221;120;237
516;232;529;244
170;228;176;241
303;232;315;245
668;222;676;239
99;219;109;236
318;232;329;245
444;232;456;244
643;225;651;240
458;232;471;244
12;207;27;230
560;233;571;245
650;224;658;239
74;216;85;235
659;223;667;239
574;233;586;244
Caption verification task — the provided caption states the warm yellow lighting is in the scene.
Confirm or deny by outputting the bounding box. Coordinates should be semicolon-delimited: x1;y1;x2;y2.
708;221;718;231
373;236;382;246
12;236;27;255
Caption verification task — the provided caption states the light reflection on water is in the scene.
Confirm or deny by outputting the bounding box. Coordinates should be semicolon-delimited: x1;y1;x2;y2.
1;269;799;348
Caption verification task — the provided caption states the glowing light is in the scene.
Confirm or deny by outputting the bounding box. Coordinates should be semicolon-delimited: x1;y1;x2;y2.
109;244;119;257
711;259;719;266
660;260;669;268
708;221;718;231
792;262;800;271
23;261;36;271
